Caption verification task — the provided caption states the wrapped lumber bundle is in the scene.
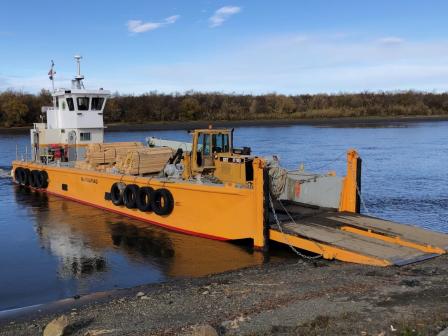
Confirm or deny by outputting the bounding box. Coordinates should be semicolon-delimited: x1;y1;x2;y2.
95;163;114;172
118;147;173;175
85;142;144;165
74;160;94;170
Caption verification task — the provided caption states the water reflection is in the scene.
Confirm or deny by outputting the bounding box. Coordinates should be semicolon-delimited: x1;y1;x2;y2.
13;186;268;286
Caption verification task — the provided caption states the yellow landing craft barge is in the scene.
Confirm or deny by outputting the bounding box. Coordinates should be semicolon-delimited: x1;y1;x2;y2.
11;57;448;266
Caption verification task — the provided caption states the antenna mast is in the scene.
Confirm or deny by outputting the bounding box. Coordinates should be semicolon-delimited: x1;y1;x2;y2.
48;60;56;93
72;55;85;89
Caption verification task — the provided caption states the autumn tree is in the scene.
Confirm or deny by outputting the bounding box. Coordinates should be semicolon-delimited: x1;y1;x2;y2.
1;97;29;127
180;97;200;120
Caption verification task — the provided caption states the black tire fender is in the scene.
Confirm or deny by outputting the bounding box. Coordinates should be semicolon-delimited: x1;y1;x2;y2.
137;186;154;212
123;184;139;209
34;170;45;189
14;167;23;184
29;170;39;188
22;168;31;186
111;182;125;206
40;170;49;188
151;188;174;216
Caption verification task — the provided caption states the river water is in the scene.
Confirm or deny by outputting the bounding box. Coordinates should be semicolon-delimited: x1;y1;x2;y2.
0;120;447;311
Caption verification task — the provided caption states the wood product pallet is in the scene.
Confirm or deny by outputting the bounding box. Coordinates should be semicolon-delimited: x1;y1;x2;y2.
85;142;144;165
117;147;174;175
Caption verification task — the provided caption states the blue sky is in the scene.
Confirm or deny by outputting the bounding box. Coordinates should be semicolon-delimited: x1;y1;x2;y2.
1;0;448;94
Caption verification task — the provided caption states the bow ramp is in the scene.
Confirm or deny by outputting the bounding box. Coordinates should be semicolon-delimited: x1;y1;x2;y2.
269;209;448;266
266;150;448;266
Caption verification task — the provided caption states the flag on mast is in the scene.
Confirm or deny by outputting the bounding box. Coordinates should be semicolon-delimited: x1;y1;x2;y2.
48;60;56;80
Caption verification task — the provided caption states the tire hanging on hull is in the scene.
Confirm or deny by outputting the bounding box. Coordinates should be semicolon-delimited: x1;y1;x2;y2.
123;184;139;209
22;168;31;186
151;188;174;216
109;183;174;216
14;168;49;189
111;182;125;206
137;186;154;212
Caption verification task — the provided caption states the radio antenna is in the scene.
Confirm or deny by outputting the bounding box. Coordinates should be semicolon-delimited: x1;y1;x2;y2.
72;55;85;89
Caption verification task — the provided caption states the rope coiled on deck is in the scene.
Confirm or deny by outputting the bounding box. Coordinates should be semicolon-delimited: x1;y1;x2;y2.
266;159;288;199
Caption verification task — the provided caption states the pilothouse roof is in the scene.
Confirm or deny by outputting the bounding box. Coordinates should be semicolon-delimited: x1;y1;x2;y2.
50;55;110;98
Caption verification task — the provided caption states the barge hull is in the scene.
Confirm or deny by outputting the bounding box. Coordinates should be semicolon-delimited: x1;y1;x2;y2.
12;160;266;246
12;159;448;267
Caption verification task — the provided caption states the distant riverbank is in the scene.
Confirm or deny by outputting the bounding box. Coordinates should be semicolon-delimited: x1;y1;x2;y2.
2;115;448;134
105;115;448;131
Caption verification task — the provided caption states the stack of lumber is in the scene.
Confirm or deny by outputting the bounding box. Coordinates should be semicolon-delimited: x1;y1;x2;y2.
117;147;173;175
74;160;94;170
85;142;144;165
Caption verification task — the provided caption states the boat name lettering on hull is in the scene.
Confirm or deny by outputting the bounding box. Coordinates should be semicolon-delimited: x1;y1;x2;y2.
81;177;98;184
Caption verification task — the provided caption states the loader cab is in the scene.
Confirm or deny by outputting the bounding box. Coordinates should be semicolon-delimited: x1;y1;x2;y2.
188;128;254;185
191;129;233;172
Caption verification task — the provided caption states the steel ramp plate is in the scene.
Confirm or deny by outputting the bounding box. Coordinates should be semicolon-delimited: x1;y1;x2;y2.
270;212;448;266
327;212;448;250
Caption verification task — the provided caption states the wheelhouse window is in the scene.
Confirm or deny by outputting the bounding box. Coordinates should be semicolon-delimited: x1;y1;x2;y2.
77;97;90;111
91;97;105;111
80;132;91;141
66;98;75;111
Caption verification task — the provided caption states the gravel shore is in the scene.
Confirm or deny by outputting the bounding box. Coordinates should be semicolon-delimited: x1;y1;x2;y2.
1;253;448;335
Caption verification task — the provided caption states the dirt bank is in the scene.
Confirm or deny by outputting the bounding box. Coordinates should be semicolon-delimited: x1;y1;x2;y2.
1;253;448;335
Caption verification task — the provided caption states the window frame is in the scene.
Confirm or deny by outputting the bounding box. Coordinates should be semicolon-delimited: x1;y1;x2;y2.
76;97;90;111
91;97;105;111
66;98;75;111
80;132;91;141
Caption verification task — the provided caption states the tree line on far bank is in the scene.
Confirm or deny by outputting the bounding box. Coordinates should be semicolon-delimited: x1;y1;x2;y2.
1;89;448;127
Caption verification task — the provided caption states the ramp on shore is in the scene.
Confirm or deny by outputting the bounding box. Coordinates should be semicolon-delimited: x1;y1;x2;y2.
270;210;448;266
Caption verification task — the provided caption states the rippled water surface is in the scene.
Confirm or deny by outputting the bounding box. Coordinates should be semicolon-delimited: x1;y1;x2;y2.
0;120;447;311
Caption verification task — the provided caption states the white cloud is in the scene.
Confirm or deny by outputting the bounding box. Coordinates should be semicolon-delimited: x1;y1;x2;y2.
209;6;241;27
378;36;404;45
127;15;180;33
164;15;180;24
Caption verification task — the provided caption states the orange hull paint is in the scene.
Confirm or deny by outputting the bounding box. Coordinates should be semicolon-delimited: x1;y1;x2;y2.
12;160;266;246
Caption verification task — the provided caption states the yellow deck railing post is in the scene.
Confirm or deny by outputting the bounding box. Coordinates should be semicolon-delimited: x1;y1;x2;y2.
253;158;268;250
339;149;361;213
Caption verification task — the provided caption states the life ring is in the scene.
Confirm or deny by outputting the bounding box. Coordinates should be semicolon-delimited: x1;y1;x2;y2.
137;186;154;212
111;182;125;206
123;184;139;209
40;170;49;189
151;188;174;216
14;167;23;184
